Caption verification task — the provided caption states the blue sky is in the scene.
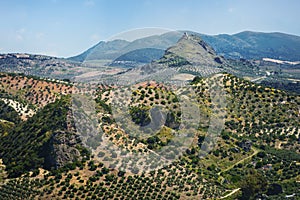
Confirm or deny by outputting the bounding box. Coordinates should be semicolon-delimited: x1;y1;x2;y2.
0;0;299;57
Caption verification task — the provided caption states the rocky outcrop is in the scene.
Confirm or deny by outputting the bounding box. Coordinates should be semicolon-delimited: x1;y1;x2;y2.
159;34;225;67
44;130;81;169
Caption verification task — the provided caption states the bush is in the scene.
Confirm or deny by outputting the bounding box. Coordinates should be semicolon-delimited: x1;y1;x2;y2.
257;151;266;158
129;105;151;126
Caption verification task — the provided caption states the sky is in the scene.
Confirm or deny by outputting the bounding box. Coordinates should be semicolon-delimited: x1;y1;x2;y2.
0;0;299;58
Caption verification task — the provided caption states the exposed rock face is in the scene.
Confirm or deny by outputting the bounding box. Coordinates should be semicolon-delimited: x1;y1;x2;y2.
44;130;81;169
161;34;225;67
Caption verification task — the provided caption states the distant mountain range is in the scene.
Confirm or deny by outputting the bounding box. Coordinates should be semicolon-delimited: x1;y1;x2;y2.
69;31;300;63
1;31;300;93
72;33;300;94
199;31;300;61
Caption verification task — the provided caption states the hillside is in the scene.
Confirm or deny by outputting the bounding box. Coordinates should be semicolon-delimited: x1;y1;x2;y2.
0;96;90;178
111;48;165;67
0;54;83;79
69;40;130;62
0;71;299;199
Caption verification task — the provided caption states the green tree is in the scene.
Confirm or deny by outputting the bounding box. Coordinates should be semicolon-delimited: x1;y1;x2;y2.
239;170;267;200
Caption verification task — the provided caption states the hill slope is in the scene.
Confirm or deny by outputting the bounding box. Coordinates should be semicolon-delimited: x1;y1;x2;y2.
0;96;88;177
0;71;299;199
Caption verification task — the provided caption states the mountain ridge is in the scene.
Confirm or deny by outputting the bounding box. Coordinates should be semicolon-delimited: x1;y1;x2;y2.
198;31;300;61
69;30;300;63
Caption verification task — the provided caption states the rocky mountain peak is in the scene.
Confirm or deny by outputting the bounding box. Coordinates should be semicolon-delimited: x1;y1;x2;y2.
180;33;216;55
159;33;225;67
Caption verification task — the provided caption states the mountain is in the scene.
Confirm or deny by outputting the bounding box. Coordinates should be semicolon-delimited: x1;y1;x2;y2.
98;34;226;85
1;33;300;94
111;48;165;66
69;31;181;63
68;40;130;62
72;33;300;94
158;33;225;66
198;31;300;61
69;31;300;64
2;31;299;82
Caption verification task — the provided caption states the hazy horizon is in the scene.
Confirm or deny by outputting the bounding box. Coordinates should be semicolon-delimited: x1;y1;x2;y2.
0;0;299;57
